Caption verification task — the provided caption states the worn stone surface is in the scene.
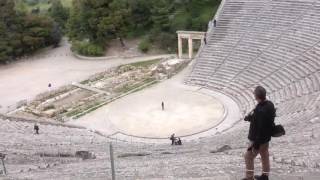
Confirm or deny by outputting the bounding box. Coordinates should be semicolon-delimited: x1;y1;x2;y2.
1;0;320;179
210;145;232;153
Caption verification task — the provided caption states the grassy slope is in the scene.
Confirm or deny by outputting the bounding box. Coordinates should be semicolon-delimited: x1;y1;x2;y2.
16;0;72;13
61;0;72;8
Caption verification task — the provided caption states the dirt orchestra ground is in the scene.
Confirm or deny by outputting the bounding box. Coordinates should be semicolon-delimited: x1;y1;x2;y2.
74;68;225;138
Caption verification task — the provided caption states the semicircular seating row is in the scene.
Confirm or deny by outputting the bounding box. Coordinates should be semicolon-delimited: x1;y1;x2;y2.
186;0;320;119
1;0;320;179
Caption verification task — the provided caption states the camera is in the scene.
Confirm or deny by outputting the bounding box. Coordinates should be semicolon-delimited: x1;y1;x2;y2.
244;111;254;122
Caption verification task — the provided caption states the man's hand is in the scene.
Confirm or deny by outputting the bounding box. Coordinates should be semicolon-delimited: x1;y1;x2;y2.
244;111;254;122
244;114;253;122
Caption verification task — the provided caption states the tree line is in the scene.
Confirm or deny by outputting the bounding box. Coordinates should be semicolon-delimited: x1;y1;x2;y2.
0;0;220;61
0;0;63;63
67;0;221;56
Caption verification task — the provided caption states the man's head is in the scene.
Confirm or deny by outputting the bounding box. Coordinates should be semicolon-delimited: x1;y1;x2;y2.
254;86;266;102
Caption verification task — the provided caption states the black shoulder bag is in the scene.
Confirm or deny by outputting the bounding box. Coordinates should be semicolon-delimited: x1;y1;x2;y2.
272;124;285;137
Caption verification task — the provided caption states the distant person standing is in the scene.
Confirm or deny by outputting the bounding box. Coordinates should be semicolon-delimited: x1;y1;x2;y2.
162;102;165;111
170;133;176;145
242;86;276;180
48;83;52;91
204;33;207;45
34;124;39;134
213;19;217;27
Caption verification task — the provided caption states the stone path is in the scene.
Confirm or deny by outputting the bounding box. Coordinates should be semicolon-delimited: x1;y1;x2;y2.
72;82;110;95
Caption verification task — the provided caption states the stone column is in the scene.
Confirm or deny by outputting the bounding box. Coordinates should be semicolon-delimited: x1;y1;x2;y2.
188;36;193;59
178;35;183;59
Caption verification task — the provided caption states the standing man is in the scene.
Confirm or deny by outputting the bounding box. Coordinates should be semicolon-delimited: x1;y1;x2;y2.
204;33;207;45
48;83;52;91
170;133;176;145
213;19;217;27
242;86;276;180
34;123;39;135
161;102;165;111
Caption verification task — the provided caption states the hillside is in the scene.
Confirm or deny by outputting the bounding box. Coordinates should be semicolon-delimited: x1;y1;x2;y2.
14;0;71;13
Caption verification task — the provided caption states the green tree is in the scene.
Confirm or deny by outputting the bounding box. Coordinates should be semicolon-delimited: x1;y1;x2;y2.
67;0;221;55
50;22;62;47
151;0;171;32
0;0;18;62
0;0;62;62
67;0;83;40
14;0;28;14
98;0;131;47
68;0;131;54
49;0;69;31
127;0;152;35
68;0;113;43
18;15;60;52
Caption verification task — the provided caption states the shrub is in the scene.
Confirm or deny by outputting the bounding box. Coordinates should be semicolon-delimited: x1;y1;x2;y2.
138;38;151;53
149;32;176;53
72;40;104;57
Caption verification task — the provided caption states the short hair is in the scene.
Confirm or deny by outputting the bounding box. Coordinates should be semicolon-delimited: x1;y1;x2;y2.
254;86;266;100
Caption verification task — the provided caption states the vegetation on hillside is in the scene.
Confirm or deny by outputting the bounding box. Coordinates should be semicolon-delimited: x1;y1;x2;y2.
1;0;220;61
14;0;69;31
0;0;62;63
14;0;72;13
67;0;221;56
49;0;69;31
